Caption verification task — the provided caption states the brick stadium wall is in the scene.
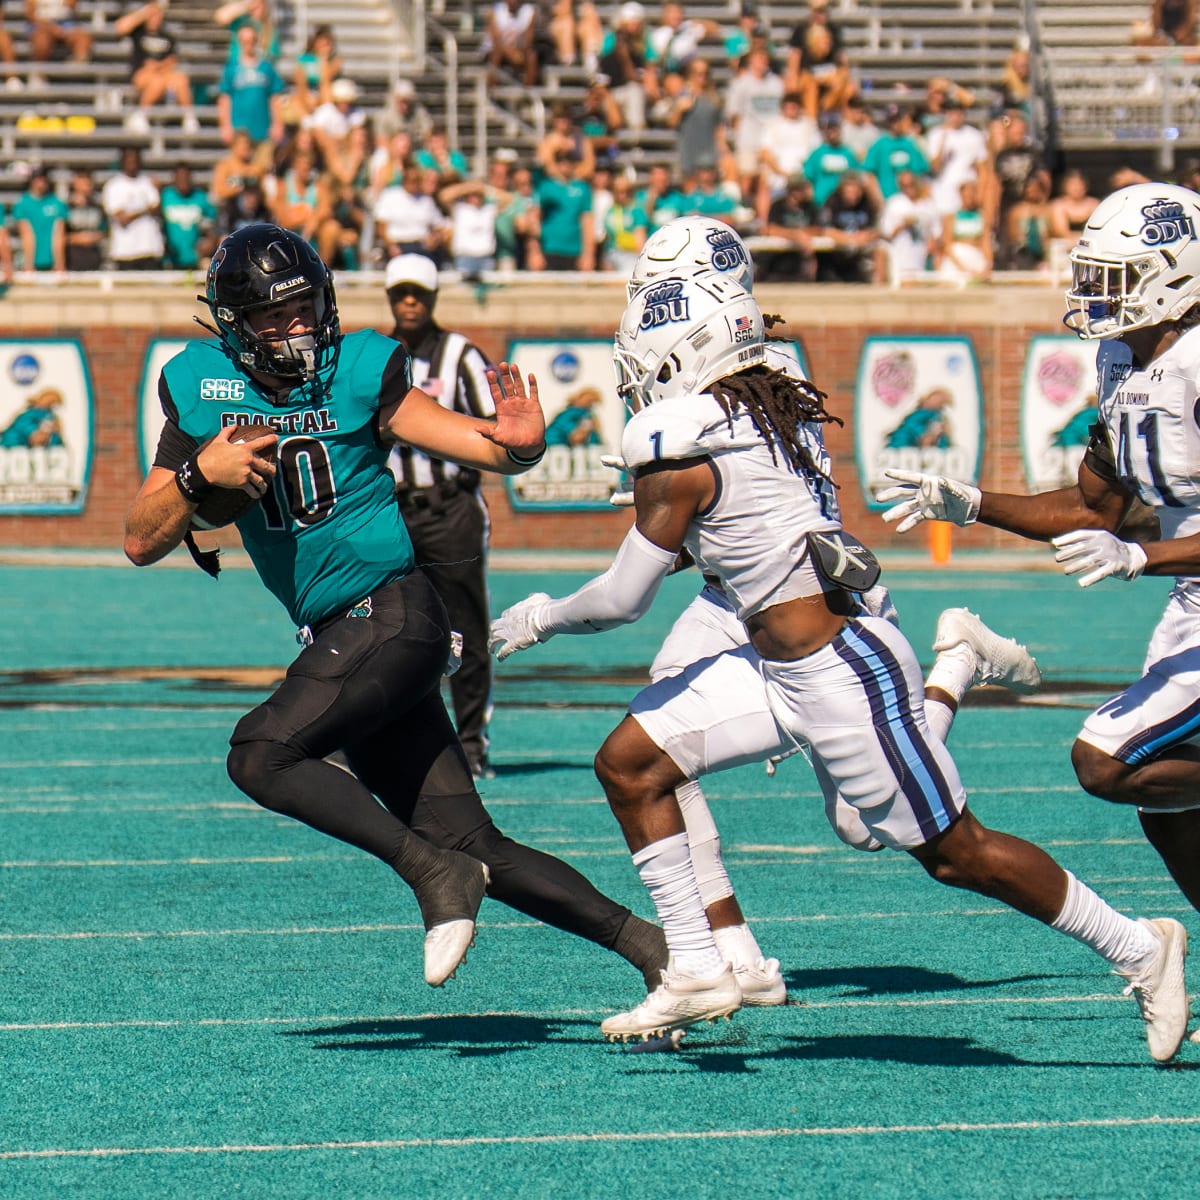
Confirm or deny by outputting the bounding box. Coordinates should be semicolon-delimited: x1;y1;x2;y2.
0;281;1073;553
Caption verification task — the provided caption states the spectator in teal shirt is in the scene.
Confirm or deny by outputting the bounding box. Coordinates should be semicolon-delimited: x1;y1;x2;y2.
678;165;740;220
535;152;594;270
160;165;217;269
634;163;685;231
802;110;861;205
12;169;68;272
864;105;931;198
414;128;470;184
217;24;286;145
214;0;279;64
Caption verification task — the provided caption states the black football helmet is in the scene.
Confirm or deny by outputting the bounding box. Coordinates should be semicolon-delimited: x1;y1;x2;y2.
203;223;341;385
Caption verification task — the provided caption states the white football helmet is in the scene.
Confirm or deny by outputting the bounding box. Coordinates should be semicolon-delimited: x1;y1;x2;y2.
627;216;754;298
1064;182;1200;338
614;270;766;410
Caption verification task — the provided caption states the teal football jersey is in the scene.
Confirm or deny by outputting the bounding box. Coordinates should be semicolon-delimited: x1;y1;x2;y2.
160;329;416;627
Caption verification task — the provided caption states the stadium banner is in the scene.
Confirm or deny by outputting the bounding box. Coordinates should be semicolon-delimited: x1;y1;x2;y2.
0;339;93;513
138;339;192;476
855;335;982;510
504;338;629;511
1021;335;1099;493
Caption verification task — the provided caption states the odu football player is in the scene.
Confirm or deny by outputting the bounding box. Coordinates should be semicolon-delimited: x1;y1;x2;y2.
882;181;1200;1012
125;223;668;994
596;215;1044;1009
491;266;1188;1058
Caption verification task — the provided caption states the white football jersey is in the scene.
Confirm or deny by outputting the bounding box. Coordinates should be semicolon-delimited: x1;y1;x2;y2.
1096;325;1200;573
621;389;841;618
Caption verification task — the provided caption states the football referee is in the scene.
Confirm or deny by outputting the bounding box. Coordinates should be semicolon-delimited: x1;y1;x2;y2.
382;254;498;778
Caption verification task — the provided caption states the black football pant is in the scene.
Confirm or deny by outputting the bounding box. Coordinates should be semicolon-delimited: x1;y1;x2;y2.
226;570;629;947
399;485;492;767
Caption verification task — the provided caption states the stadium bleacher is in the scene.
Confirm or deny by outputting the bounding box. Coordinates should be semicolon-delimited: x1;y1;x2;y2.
1;0;1192;252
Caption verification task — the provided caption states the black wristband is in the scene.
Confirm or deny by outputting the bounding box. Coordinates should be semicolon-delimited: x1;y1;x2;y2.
175;457;215;505
506;443;546;467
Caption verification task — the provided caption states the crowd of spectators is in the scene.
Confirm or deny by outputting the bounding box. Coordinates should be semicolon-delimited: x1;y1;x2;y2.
0;0;1179;282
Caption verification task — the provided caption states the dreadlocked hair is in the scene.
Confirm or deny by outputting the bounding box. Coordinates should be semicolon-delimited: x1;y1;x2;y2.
708;364;842;488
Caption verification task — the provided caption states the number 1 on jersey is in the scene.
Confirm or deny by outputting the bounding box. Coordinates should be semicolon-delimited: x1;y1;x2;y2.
1117;410;1184;507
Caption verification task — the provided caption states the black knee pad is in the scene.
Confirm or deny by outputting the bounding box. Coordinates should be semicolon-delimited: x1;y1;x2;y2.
227;738;303;812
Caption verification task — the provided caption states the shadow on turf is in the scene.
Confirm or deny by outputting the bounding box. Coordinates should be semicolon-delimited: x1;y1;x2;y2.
283;1013;598;1055
481;760;593;777
785;965;1057;996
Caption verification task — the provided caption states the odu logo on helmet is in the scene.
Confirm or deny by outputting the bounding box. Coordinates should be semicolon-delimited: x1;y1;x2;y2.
705;229;748;274
1140;199;1195;246
640;280;689;329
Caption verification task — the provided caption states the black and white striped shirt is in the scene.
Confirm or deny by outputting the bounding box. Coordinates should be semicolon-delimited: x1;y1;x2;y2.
387;324;496;490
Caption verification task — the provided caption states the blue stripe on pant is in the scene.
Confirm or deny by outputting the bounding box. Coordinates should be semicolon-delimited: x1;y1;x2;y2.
835;621;957;843
1118;692;1200;764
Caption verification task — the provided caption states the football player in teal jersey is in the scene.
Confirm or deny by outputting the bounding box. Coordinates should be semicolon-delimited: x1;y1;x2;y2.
125;223;667;994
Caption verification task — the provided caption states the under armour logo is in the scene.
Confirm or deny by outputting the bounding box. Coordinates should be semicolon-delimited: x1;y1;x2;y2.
1150;368;1164;382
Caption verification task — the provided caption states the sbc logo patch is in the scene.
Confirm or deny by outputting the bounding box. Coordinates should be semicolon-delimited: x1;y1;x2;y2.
200;378;247;402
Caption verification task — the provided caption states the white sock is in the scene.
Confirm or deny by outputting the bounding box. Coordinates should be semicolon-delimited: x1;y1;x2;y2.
1050;870;1159;975
632;832;725;980
924;643;976;704
923;696;955;744
712;923;764;969
677;780;734;907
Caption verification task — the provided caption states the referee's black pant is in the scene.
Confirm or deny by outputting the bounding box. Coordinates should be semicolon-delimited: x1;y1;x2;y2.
397;481;492;769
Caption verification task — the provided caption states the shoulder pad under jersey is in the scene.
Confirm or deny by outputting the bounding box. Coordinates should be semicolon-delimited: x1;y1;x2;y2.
1168;322;1200;374
764;341;808;382
621;393;761;469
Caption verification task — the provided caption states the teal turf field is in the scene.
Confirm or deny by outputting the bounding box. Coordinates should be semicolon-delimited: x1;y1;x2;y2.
0;560;1196;1199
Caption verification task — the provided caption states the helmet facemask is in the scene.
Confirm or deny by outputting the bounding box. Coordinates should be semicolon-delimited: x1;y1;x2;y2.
1065;247;1171;338
229;287;339;383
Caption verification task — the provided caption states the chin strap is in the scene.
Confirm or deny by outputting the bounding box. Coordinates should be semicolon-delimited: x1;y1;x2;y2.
183;531;221;578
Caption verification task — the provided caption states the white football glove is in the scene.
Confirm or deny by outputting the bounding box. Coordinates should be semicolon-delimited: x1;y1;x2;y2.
601;452;634;508
1051;529;1147;588
877;469;982;533
488;592;553;661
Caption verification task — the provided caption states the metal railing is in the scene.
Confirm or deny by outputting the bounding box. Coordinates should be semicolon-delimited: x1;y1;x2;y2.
1051;50;1200;173
382;0;427;78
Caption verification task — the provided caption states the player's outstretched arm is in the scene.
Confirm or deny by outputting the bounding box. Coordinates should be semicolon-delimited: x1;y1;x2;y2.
381;362;546;475
488;462;712;660
1054;525;1200;587
879;459;1131;542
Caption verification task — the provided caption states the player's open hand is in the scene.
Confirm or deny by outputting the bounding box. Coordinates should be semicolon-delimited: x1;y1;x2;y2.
482;362;545;462
1052;529;1147;587
489;592;553;661
877;469;981;533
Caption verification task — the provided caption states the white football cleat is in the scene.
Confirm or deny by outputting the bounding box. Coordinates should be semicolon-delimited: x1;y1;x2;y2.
932;607;1042;694
417;856;490;987
734;957;787;1006
424;919;477;987
601;964;742;1042
1118;917;1189;1063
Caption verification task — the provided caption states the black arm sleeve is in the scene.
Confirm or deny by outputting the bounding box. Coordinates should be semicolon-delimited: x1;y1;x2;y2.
1082;421;1118;483
151;374;201;471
